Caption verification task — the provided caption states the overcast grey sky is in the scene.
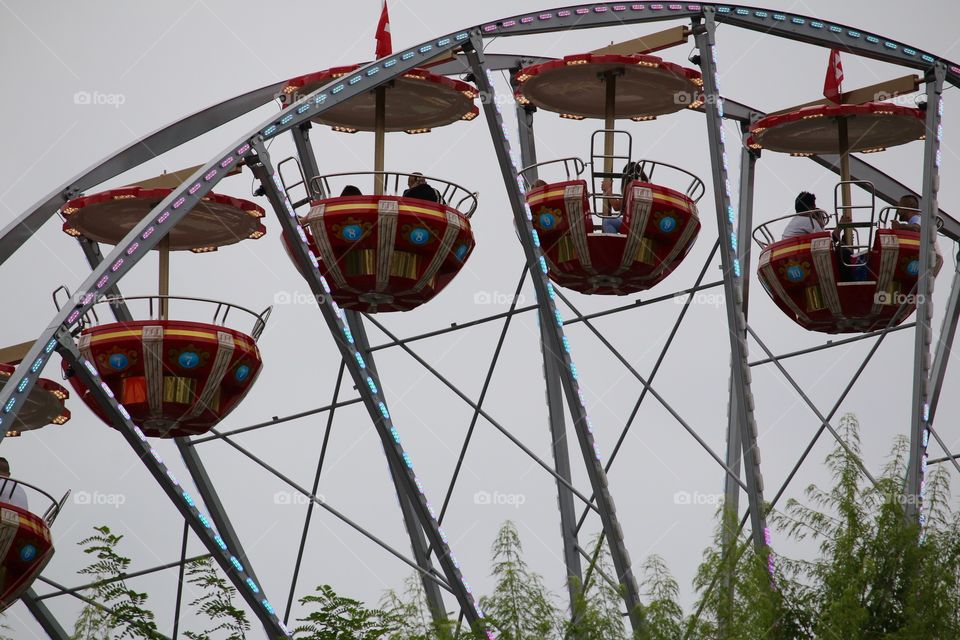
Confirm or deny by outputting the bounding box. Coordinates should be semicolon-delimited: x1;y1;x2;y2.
2;0;960;637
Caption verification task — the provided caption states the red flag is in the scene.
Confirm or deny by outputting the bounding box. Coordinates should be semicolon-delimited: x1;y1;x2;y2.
375;1;392;58
823;48;844;103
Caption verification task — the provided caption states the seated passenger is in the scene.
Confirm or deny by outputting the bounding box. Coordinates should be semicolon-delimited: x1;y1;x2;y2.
601;161;650;213
891;194;921;231
530;179;548;190
403;172;441;203
340;185;363;197
0;458;28;511
782;191;828;239
600;161;649;233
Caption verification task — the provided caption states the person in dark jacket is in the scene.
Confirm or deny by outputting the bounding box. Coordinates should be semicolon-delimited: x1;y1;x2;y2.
403;172;441;203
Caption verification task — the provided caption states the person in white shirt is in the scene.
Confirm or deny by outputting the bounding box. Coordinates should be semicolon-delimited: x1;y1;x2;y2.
0;457;29;511
892;194;922;231
782;191;830;239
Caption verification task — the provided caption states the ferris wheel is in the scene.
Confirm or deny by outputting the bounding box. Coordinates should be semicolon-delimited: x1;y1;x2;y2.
1;4;959;638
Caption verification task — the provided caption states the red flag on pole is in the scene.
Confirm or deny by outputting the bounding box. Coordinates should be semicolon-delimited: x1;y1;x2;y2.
823;48;844;103
375;1;392;58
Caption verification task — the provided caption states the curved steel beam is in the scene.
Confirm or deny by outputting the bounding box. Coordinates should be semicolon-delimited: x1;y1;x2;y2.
0;81;287;267
0;51;541;269
479;3;960;87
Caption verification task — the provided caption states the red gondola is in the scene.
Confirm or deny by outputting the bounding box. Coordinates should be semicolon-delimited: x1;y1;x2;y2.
0;502;54;610
749;100;938;333
755;214;941;333
513;50;705;294
65;300;268;438
525;170;702;294
0;351;70;608
294;173;476;311
59;170;271;437
278;65;480;312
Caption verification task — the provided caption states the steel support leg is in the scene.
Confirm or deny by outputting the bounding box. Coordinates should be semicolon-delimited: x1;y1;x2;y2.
512;85;584;625
720;125;758;620
927;255;960;426
246;140;487;631
694;11;770;556
345;311;449;626
175;439;263;590
21;588;70;640
466;38;643;633
56;329;291;638
906;64;946;524
541;316;585;620
514;96;539;177
722;127;758;526
291;124;324;199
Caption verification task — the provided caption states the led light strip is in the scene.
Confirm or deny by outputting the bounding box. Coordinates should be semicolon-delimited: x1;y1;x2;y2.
465;39;644;632
694;9;774;577
476;4;956;83
916;90;944;532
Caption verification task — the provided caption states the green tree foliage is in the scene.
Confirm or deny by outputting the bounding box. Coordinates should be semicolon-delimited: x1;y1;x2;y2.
182;556;250;640
564;536;629;640
478;520;560;639
635;555;683;640
72;598;113;640
689;413;960;639
293;584;404;639
380;573;463;640
61;412;959;640
71;525;161;640
687;498;796;640
771;414;960;639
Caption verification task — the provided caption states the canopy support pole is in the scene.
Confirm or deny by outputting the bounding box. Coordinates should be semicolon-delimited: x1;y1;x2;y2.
374;87;386;196
603;71;617;216
838;117;854;246
159;236;170;320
